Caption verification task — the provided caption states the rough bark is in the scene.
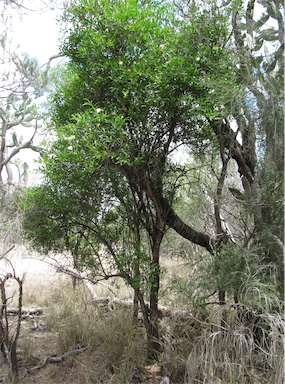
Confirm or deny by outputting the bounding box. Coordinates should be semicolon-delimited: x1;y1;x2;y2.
123;161;215;254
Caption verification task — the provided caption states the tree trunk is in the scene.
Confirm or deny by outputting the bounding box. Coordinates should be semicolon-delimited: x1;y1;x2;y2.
147;222;164;360
9;341;18;383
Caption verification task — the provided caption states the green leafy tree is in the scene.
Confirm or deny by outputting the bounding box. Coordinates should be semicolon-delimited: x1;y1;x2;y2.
50;0;234;248
24;0;235;359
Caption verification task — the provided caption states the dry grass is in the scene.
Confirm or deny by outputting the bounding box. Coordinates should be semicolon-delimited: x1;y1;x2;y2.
45;285;148;383
185;303;284;384
1;247;284;384
30;282;147;383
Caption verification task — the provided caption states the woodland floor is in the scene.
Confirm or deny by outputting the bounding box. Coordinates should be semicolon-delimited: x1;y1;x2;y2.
0;247;279;384
0;247;170;384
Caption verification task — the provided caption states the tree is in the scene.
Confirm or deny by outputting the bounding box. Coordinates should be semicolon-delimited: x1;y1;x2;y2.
173;0;284;300
22;0;283;367
50;0;234;248
0;44;49;254
22;159;163;358
0;0;65;190
23;0;235;359
209;0;284;295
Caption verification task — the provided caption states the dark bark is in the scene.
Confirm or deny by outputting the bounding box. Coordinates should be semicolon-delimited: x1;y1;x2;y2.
211;118;255;184
9;341;18;382
123;162;215;254
147;220;164;360
160;196;214;253
219;290;227;329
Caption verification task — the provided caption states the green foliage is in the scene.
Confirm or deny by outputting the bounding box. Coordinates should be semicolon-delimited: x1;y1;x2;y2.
21;185;99;271
35;0;237;343
51;0;235;147
212;244;246;293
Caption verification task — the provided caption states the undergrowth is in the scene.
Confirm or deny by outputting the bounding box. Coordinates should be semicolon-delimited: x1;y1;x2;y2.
45;284;147;383
185;290;284;384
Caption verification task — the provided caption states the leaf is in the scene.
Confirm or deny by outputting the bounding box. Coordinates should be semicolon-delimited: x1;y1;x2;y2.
23;114;35;123
259;28;278;42
252;37;263;52
264;57;277;73
14;110;23;118
251;55;263;67
12;132;19;147
229;188;246;200
254;14;270;30
21;122;33;127
267;2;283;21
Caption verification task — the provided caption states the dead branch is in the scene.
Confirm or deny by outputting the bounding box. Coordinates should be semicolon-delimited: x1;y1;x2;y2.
0;246;15;259
27;346;88;373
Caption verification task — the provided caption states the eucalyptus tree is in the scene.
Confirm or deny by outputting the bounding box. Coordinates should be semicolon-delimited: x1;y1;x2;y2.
0;34;47;188
208;0;284;297
0;0;63;189
0;2;54;255
0;50;47;251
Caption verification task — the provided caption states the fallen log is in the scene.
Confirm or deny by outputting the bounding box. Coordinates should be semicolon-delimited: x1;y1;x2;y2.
7;307;44;316
56;265;192;319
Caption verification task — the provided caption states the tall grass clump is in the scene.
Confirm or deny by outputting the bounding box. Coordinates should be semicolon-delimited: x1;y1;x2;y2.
185;276;284;384
46;284;98;351
45;284;147;383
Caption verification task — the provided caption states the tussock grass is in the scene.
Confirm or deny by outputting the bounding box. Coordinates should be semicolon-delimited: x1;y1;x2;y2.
159;315;202;383
186;324;255;383
45;284;147;383
185;303;284;384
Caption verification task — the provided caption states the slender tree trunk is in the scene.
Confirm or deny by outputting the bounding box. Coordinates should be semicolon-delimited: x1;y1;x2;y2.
9;341;18;383
0;121;8;184
147;222;164;360
218;290;227;329
133;291;139;321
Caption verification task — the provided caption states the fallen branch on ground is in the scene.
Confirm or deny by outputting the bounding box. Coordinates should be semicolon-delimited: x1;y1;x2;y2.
7;307;44;317
56;265;191;318
27;346;88;373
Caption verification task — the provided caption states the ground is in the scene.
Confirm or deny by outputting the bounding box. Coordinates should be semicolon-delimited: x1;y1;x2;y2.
0;246;280;384
0;246;167;384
